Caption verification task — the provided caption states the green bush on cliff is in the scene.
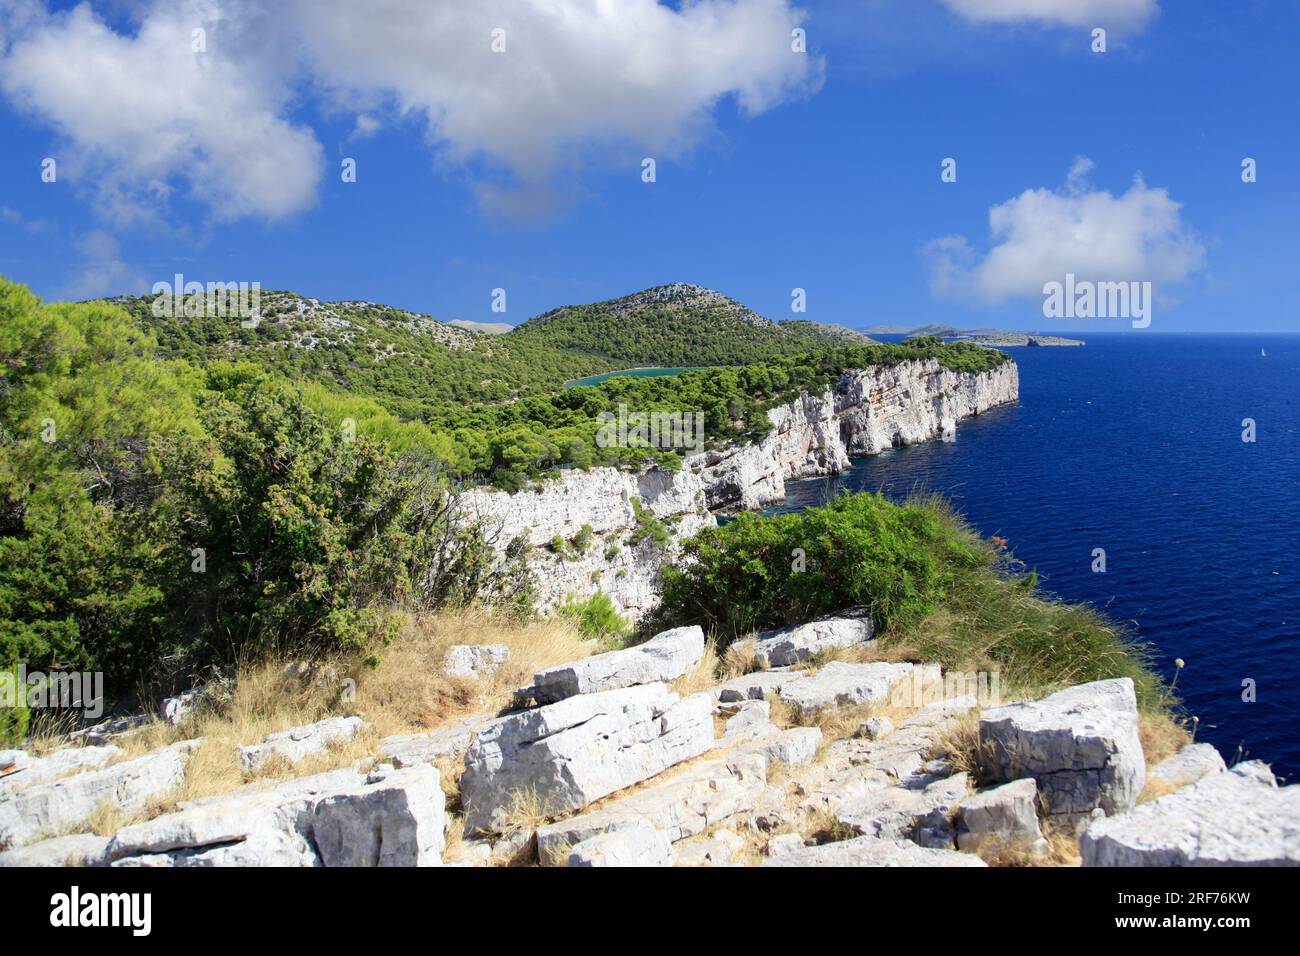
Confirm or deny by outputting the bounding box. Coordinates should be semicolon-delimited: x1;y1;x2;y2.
0;278;525;694
652;491;1170;711
559;591;631;645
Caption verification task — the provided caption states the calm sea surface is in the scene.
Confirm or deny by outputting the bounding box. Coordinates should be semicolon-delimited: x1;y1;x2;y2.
768;334;1300;778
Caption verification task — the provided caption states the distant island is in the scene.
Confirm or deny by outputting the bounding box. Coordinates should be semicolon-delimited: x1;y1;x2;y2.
861;324;1085;347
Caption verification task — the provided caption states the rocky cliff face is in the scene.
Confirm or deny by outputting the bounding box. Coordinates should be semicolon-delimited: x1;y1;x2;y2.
691;358;1019;511
460;358;1018;617
459;466;717;620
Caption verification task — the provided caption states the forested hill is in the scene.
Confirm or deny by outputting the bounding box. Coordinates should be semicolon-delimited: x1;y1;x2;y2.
111;283;869;420
508;282;873;367
90;280;1007;488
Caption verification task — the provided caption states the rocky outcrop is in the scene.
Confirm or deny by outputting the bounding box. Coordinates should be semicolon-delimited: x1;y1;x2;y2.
0;742;194;849
443;644;509;680
980;678;1144;824
690;358;1019;511
460;359;1018;619
529;625;704;704
956;778;1047;854
734;616;874;669
16;635;1295;869
1080;762;1300;866
763;836;986;867
237;716;364;773
461;465;716;621
460;683;715;833
104;763;445;867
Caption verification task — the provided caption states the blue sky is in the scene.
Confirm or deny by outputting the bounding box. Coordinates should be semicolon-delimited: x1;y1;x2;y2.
0;0;1296;332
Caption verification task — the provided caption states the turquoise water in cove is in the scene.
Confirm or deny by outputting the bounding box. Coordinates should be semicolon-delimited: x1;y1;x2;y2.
563;366;702;388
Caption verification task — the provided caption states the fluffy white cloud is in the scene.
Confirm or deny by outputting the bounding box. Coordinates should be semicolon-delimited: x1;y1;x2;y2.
0;0;323;222
291;0;822;217
939;0;1158;28
0;0;820;222
925;158;1205;303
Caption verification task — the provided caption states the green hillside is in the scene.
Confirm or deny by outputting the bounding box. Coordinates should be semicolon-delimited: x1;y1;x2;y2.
507;283;873;367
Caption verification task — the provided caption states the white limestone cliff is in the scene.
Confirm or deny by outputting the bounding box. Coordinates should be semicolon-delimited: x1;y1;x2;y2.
459;359;1018;619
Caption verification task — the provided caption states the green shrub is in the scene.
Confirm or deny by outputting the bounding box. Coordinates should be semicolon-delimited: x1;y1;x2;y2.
0;279;527;692
653;492;975;640
0;667;30;747
652;491;1170;711
573;524;594;554
559;591;631;644
628;497;671;548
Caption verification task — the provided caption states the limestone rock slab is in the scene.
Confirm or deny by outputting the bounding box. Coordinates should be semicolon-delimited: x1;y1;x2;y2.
237;715;364;773
0;742;192;848
1080;762;1300;866
311;764;445;866
567;818;673;867
531;626;704;704
979;678;1144;820
956;778;1045;853
777;661;916;715
460;683;714;833
737;616;874;668
763;836;986;867
1148;743;1226;791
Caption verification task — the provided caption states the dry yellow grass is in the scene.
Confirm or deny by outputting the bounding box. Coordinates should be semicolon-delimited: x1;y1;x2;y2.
670;642;722;697
801;806;858;845
1139;711;1191;767
976;822;1080;867
94;609;597;813
927;710;991;782
719;638;756;680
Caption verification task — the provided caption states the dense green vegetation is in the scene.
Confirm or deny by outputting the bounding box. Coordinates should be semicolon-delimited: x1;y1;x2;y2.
114;286;1008;490
0;275;1015;729
0;280;528;709
507;290;868;368
649;492;1171;711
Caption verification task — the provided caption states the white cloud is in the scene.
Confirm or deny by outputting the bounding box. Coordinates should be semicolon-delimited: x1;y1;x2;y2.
0;0;820;222
924;159;1205;303
939;0;1159;28
292;0;823;216
0;0;323;222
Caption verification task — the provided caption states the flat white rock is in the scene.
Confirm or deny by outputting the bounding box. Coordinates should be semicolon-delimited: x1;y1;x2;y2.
531;626;704;704
736;616;873;668
1080;761;1300;866
979;678;1145;821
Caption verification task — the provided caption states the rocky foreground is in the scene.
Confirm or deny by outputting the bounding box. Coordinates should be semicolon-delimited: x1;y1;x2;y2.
3;616;1296;867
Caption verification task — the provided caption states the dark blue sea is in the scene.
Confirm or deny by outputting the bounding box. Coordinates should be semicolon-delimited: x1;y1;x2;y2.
770;335;1300;778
